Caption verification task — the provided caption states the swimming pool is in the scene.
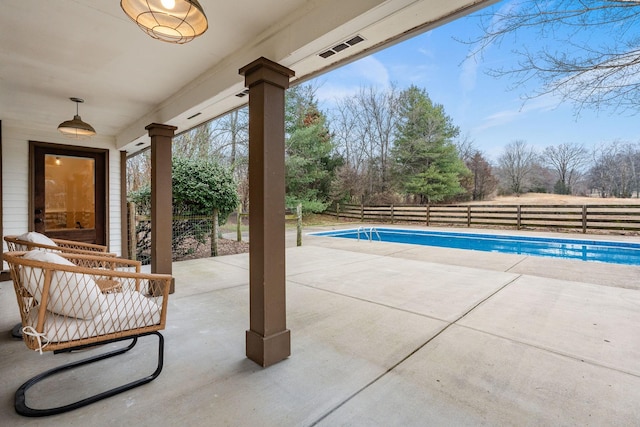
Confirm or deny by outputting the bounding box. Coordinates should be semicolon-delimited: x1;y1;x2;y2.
310;227;640;266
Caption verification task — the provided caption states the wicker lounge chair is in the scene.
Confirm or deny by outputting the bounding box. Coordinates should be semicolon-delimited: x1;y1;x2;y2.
4;232;114;256
4;250;171;417
5;233;118;339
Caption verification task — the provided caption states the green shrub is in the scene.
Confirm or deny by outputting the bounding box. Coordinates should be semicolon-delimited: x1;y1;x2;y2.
129;156;239;224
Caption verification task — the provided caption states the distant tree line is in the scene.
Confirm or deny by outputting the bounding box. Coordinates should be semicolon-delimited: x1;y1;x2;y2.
496;140;640;198
126;83;640;220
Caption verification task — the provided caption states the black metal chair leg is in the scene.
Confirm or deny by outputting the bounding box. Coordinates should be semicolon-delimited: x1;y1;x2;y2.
11;322;23;338
15;331;164;417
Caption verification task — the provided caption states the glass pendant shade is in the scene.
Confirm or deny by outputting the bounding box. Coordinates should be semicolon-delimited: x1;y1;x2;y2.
120;0;208;44
58;98;96;139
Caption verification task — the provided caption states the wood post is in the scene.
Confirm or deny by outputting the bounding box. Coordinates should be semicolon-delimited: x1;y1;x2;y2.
582;205;587;233
240;57;294;367
120;150;128;257
128;202;137;261
296;203;302;247
146;123;177;293
211;208;219;256
237;203;243;242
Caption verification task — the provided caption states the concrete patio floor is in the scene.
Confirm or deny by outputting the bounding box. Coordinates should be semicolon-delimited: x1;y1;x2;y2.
1;226;639;426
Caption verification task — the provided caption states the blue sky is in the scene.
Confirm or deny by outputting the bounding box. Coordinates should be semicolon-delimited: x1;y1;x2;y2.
313;2;640;161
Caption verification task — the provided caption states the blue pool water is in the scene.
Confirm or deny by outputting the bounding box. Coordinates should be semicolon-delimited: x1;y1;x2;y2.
310;227;640;266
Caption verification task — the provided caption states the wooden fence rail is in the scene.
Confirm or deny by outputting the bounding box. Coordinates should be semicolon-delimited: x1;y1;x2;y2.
236;203;303;246
326;203;640;233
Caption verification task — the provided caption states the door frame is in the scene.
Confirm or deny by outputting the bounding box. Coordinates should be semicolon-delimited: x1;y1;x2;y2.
29;141;109;246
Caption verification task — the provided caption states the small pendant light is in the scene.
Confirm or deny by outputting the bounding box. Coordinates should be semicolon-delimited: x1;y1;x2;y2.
57;98;96;139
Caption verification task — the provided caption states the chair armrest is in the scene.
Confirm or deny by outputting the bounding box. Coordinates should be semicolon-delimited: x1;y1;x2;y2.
51;238;109;253
59;253;141;273
4;235;115;256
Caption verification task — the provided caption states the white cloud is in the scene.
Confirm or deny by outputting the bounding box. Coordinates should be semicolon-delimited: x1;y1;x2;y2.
459;57;478;92
417;38;435;61
474;94;560;132
315;56;391;107
315;81;360;106
389;63;434;87
418;47;434;58
348;56;390;87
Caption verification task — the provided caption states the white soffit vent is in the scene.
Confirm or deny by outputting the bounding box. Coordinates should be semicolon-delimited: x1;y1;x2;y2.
319;35;365;59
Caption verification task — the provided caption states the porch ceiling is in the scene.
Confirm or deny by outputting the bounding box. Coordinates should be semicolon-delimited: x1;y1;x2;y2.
0;0;496;153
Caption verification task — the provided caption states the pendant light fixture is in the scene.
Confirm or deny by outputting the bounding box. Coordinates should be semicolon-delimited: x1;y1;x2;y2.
120;0;208;44
57;98;96;139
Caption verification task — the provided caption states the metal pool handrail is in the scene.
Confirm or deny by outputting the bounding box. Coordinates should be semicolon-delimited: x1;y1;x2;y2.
356;226;381;242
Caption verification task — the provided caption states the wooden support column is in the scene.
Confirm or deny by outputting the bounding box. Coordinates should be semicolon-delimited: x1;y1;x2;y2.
146;123;177;293
239;57;294;367
120;150;128;258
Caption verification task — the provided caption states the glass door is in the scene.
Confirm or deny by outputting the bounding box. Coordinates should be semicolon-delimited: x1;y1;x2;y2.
31;142;107;245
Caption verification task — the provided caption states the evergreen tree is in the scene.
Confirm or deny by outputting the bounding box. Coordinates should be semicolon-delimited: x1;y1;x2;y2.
284;85;338;213
391;85;467;203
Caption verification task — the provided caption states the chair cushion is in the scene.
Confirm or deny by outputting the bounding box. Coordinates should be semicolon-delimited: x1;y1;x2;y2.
26;291;162;343
21;251;107;319
17;231;58;247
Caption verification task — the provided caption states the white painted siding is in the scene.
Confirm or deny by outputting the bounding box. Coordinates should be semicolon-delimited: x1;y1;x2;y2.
108;150;122;256
3;125;123;256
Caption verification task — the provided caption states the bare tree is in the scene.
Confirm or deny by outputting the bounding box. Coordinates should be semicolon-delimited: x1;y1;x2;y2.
589;143;617;197
173;109;249;166
330;163;367;204
588;141;640;197
173;123;216;159
344;95;379;197
330;84;400;202
215;108;249;206
454;133;477;163
622;142;640;197
497;140;537;195
213;108;249;170
330;99;362;169
329;100;368;203
528;163;556;194
353;84;399;198
126;149;151;193
542;143;590;194
465;1;640;114
466;151;498;200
